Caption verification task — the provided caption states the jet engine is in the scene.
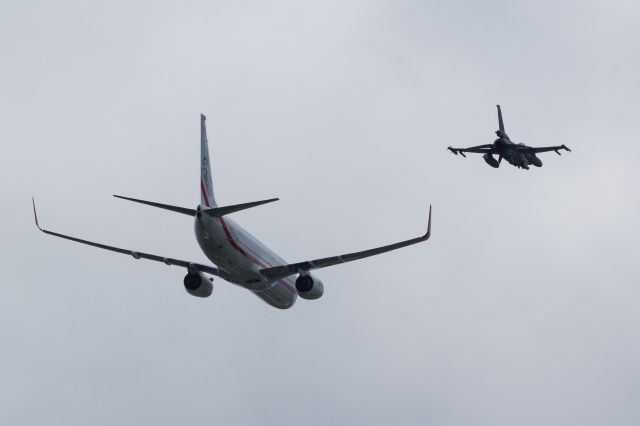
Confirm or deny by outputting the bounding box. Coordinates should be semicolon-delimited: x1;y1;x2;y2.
183;272;214;298
295;274;324;300
527;153;543;167
483;153;500;168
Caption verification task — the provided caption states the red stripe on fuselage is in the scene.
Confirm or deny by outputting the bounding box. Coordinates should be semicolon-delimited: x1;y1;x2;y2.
200;177;211;207
218;217;296;293
199;176;294;293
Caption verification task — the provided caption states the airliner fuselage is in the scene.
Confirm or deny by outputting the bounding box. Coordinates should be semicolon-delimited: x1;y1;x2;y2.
195;207;297;309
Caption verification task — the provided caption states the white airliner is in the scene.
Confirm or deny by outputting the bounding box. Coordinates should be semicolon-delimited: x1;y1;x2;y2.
33;114;432;309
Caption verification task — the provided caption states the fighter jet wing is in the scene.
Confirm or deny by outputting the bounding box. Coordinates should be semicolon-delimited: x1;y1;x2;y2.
447;144;493;157
522;144;571;155
260;207;431;281
32;199;222;277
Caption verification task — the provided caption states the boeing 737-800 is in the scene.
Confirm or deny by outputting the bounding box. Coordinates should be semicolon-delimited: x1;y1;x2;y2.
33;114;431;309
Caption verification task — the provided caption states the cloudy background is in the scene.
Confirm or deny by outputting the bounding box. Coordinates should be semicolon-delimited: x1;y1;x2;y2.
2;0;640;424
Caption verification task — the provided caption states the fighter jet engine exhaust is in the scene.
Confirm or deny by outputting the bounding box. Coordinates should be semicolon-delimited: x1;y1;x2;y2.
295;274;324;300
184;272;214;297
483;153;500;168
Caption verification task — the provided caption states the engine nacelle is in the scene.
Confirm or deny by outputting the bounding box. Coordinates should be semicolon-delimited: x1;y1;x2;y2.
183;272;213;298
295;274;324;300
483;153;500;168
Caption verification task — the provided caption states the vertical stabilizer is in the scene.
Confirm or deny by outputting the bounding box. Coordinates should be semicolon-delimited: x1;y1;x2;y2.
497;105;505;133
200;114;217;207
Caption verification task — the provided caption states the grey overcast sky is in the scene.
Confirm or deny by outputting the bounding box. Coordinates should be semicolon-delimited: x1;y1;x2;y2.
2;0;640;424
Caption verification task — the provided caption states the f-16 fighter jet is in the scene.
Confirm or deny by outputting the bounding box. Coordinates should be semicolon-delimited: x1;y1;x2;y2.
448;105;571;169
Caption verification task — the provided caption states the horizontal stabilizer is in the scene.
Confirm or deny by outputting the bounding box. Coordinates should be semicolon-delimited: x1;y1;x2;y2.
114;195;196;216
114;194;278;217
203;198;279;217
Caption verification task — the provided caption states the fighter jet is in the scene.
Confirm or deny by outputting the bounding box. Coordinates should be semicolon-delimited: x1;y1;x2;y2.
448;105;571;169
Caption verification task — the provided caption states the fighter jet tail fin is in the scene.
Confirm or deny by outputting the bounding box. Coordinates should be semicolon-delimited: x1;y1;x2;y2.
497;105;505;133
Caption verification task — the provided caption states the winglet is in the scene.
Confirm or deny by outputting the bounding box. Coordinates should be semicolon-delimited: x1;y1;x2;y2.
425;205;432;239
32;197;43;231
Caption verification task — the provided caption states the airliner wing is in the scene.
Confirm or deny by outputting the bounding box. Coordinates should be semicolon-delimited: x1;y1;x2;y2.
260;206;432;281
525;144;571;154
448;145;493;156
32;199;221;277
